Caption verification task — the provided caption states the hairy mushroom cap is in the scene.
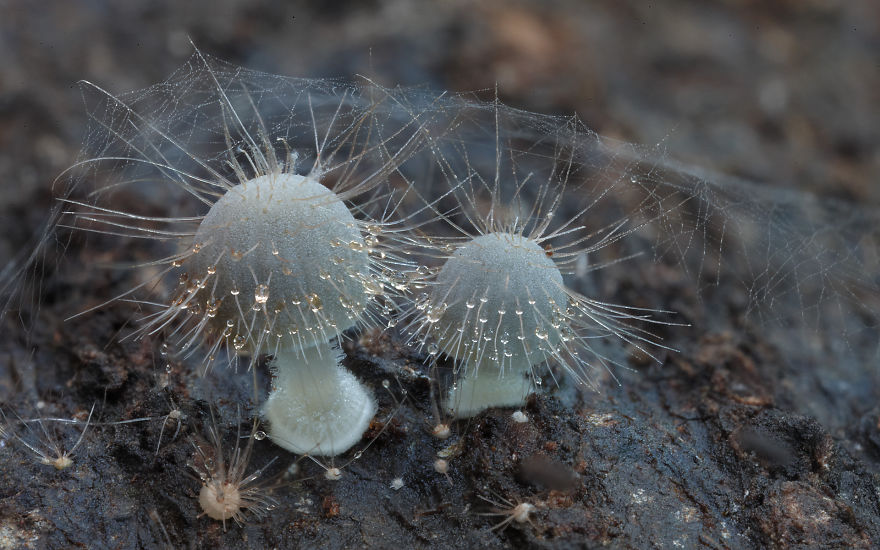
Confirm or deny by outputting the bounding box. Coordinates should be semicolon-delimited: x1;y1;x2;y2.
431;232;567;371
184;172;370;352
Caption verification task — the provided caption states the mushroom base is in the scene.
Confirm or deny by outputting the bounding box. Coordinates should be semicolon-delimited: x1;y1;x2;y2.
263;343;377;456
444;364;534;418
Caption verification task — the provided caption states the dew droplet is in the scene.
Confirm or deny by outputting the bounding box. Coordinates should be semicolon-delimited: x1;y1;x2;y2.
205;299;220;318
233;335;247;350
363;279;383;295
254;284;270;304
306;293;322;312
254;431;266;441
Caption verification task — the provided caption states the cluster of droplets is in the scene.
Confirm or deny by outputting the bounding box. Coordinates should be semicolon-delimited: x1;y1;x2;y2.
401;233;578;416
144;173;419;376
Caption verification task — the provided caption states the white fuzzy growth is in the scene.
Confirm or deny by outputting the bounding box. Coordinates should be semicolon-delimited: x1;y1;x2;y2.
185;173;369;350
262;342;377;456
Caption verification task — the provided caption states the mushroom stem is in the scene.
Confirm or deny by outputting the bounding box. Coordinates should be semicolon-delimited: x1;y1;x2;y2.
444;363;534;418
262;341;376;456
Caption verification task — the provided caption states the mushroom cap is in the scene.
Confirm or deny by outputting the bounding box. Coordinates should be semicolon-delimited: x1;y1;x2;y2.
429;232;567;371
185;173;370;352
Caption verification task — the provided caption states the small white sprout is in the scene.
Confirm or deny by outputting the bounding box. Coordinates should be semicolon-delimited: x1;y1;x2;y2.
155;396;186;455
189;416;279;530
433;458;452;485
1;403;95;470
84;393;187;456
511;410;528;423
324;467;343;481
431;423;452;440
477;493;540;533
427;364;453;440
390;477;404;490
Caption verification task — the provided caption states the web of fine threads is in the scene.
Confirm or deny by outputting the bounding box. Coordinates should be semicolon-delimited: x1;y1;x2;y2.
3;52;879;382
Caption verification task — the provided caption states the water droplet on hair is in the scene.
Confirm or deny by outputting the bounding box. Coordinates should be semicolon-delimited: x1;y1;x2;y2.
233;335;247;350
254;431;266;441
205;301;219;318
254;284;270;304
306;293;322;311
363;279;383;295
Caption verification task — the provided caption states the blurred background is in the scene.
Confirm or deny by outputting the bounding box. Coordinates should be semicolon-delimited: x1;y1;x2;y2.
1;0;878;230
